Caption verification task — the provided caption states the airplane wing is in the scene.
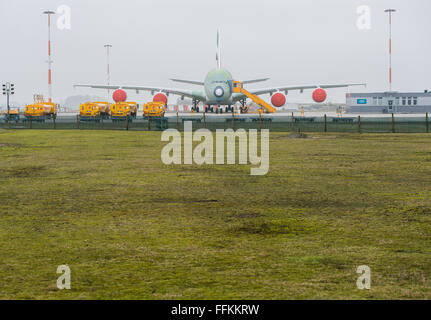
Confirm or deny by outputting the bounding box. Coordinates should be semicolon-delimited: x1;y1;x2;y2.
74;84;206;101
170;79;205;86
169;78;270;86
242;78;270;84
249;83;366;96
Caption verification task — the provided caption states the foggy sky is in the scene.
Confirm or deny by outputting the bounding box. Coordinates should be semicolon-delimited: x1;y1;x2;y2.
1;0;430;105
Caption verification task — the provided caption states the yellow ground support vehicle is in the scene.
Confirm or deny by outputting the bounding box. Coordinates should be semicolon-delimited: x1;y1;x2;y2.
142;101;167;130
79;102;110;121
2;109;20;123
110;102;138;122
142;102;165;118
24;102;57;122
126;102;138;115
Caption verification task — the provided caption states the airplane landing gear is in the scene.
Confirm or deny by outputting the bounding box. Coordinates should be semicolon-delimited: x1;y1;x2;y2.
240;99;248;114
225;105;235;113
192;100;200;113
215;105;223;114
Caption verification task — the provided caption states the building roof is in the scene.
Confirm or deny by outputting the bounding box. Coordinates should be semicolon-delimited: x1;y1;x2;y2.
349;91;431;97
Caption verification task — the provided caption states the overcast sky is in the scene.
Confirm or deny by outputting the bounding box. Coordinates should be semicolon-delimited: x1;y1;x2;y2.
1;0;430;105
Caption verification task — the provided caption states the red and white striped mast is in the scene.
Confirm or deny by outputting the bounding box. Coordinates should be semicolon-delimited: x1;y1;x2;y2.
104;44;113;100
43;10;55;102
385;8;396;92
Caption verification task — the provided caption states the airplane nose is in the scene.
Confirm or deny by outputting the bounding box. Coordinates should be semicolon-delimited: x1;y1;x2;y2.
214;86;224;98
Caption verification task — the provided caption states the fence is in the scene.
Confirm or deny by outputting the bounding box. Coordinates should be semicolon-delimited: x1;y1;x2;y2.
0;113;430;133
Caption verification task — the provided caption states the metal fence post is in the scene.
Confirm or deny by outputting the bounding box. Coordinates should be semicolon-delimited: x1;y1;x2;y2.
53;116;56;130
176;111;179;130
77;115;80;129
426;113;429;133
324;114;327;133
203;111;206;129
101;115;104;129
291;112;294;132
147;115;151;131
7;113;10;129
358;115;361;134
126;116;129;131
392;113;395;133
259;111;263;131
232;110;235;130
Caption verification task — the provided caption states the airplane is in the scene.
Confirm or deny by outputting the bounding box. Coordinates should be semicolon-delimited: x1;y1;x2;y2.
75;29;366;113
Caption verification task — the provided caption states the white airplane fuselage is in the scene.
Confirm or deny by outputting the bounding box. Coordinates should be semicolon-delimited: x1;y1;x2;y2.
203;68;236;105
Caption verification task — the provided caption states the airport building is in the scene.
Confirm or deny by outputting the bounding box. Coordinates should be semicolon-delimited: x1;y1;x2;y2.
346;91;431;114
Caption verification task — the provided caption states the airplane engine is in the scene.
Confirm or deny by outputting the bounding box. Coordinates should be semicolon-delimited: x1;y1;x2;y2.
312;88;327;103
271;92;286;107
153;92;168;105
113;89;127;102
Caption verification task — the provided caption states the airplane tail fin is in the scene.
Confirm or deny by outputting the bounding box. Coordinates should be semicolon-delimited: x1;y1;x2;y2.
216;28;221;69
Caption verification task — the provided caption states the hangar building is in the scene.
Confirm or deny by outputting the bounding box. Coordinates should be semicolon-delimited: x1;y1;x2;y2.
346;91;431;114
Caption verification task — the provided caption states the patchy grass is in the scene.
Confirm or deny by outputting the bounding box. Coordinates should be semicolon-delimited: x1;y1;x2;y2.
229;218;319;235
0;165;47;178
0;130;430;299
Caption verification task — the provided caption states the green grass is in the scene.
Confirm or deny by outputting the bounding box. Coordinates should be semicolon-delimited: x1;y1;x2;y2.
0;129;431;299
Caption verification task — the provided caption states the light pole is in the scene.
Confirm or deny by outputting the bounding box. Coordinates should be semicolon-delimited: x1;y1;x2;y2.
104;44;113;100
43;10;56;102
2;82;15;121
385;8;396;92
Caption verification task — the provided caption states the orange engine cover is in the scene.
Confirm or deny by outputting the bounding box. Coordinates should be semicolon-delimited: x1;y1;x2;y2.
312;88;327;103
271;92;286;107
113;89;127;103
153;93;168;104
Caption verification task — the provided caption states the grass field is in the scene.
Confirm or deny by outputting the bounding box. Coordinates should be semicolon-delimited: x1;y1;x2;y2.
0;129;430;299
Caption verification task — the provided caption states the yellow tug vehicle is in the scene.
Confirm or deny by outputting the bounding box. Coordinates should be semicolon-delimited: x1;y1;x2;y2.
24;102;57;122
110;102;138;122
2;109;20;123
79;101;110;122
142;101;165;119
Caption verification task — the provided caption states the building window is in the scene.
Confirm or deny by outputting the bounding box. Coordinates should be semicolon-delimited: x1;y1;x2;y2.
402;97;406;105
413;97;418;105
378;97;383;105
395;97;400;105
408;97;412;106
373;97;378;105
